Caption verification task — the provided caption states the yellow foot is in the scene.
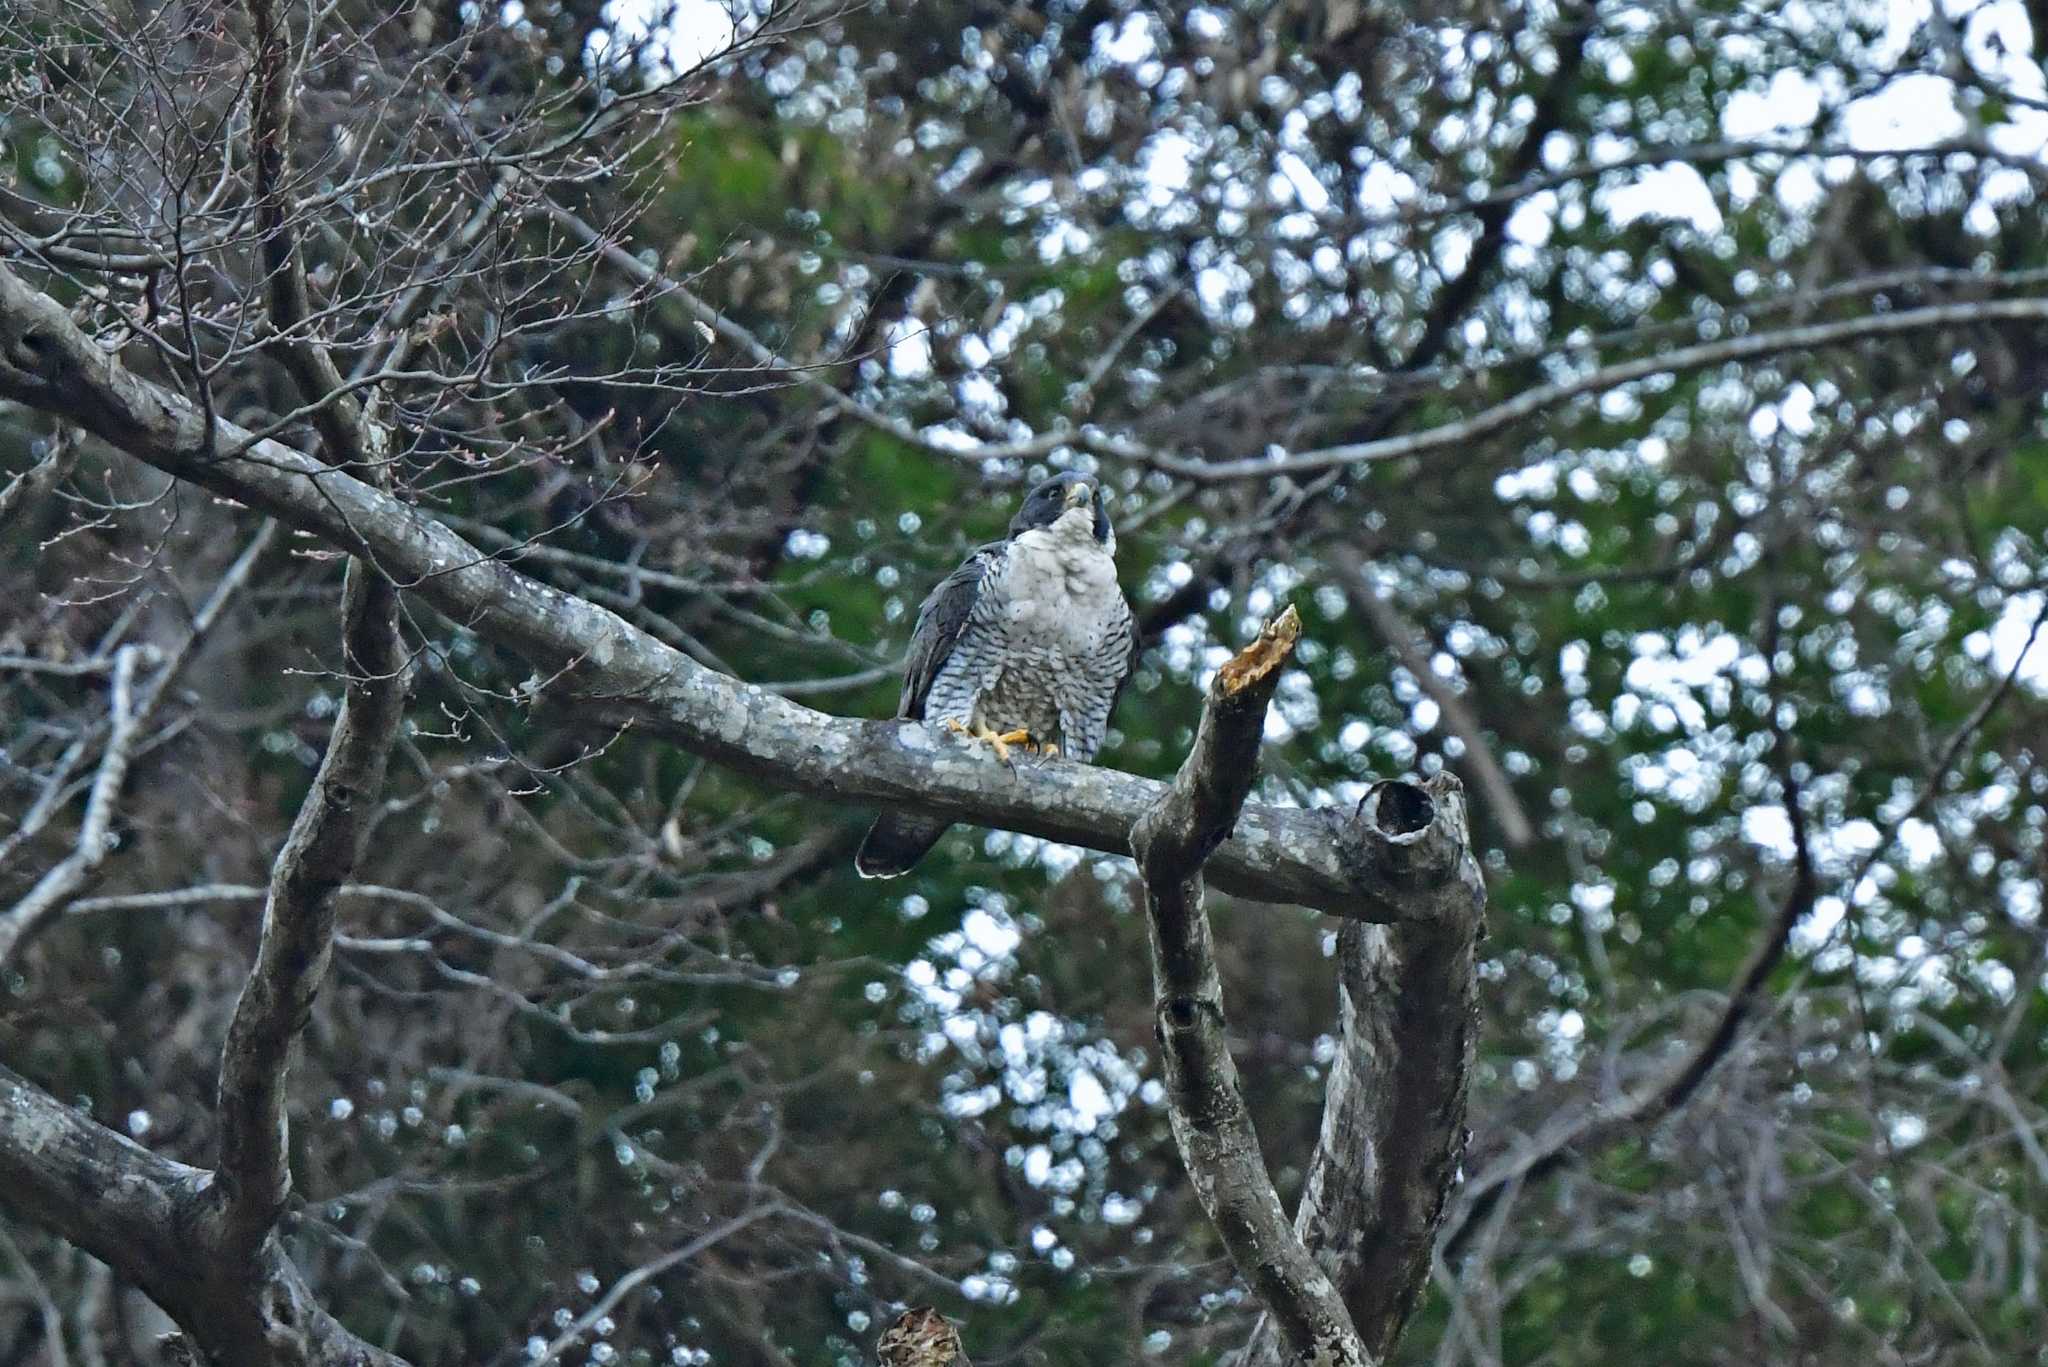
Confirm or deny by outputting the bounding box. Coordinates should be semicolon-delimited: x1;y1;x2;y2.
939;719;1033;764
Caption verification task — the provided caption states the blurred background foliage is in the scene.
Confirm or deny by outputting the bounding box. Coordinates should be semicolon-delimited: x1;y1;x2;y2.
6;0;2048;1363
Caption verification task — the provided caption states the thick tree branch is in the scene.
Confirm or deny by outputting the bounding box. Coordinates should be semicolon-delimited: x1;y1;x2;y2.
213;559;406;1256
0;261;1446;923
0;1064;407;1365
0;1063;202;1279
1242;776;1485;1366
1131;608;1370;1367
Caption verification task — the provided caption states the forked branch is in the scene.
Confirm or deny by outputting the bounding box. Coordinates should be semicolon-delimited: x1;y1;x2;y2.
1131;607;1371;1366
1129;608;1487;1366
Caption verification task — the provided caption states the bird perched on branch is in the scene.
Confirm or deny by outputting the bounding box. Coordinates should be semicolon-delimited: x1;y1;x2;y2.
856;474;1137;878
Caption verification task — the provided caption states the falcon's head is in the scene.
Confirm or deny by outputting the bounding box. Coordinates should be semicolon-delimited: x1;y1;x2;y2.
1008;474;1112;548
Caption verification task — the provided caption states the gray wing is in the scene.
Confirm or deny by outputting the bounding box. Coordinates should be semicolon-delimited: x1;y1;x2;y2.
898;541;1004;720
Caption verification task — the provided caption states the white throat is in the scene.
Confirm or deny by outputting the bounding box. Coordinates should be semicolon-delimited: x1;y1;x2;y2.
1044;504;1111;557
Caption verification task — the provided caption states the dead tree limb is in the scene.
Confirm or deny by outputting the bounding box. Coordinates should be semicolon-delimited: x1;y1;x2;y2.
0;644;145;965
1131;606;1373;1365
1241;776;1484;1364
1127;609;1486;1366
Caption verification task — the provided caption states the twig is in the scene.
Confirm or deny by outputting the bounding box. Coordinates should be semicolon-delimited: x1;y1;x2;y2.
243;0;387;480
1442;593;2047;1260
1088;297;2048;483
1332;545;1533;847
526;1205;784;1367
0;520;274;963
0;645;144;967
547;200;1068;465
0;427;78;525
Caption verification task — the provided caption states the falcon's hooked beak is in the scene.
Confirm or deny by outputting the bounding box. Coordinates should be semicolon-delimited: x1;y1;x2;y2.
1062;481;1094;508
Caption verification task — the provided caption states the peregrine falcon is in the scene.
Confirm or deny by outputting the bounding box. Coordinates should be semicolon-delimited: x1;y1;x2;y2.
856;474;1138;878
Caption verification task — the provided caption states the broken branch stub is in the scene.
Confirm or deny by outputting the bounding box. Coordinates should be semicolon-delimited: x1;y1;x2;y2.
1132;608;1375;1367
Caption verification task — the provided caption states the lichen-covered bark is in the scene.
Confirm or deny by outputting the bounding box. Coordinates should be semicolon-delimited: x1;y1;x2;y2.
214;560;406;1256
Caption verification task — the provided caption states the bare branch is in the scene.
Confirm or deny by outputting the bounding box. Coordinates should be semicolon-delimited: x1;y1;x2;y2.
1090;298;2048;483
243;0;385;478
527;1205;786;1367
0;644;144;966
0;520;275;964
1440;599;2047;1261
548;201;1067;464
1130;606;1371;1367
214;559;406;1255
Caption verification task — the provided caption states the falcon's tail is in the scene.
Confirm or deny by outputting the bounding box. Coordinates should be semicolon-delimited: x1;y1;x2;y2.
855;813;952;879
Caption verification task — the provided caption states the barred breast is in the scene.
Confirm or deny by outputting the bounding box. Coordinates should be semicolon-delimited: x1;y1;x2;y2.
922;522;1133;761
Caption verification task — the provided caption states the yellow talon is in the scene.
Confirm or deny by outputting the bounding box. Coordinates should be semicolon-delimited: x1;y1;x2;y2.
939;719;1034;764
